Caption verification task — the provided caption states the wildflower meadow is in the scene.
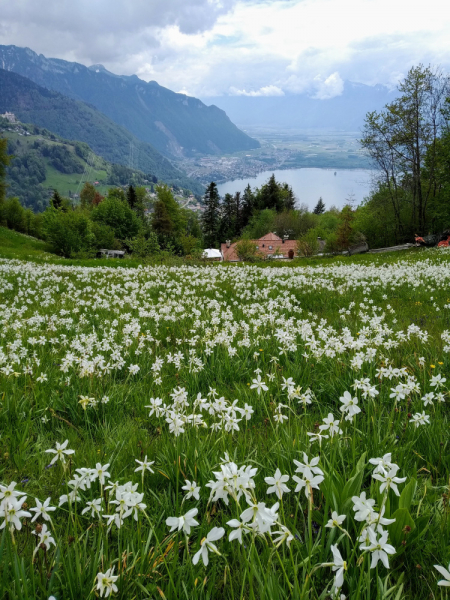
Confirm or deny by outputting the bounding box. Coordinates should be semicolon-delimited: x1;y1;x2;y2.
1;249;450;599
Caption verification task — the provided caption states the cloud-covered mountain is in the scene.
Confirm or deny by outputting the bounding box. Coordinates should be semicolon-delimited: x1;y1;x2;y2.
202;82;397;131
0;44;259;158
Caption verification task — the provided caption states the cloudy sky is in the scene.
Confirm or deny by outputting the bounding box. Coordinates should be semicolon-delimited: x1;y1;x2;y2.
1;0;449;98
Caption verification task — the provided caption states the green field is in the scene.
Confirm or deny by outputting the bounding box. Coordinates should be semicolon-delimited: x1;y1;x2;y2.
1;231;450;599
43;164;109;197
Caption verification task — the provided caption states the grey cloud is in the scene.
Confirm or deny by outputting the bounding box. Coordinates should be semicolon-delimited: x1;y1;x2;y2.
0;0;237;67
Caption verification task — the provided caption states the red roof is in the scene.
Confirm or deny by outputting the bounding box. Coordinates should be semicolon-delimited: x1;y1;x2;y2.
221;233;297;261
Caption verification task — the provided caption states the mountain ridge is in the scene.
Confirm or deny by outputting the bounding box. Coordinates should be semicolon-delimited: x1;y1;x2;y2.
0;44;260;158
201;81;397;131
0;68;204;195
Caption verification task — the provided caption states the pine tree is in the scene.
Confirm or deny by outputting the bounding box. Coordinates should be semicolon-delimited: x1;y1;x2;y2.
313;197;325;214
241;184;255;229
281;184;296;211
127;185;137;209
234;191;242;235
219;193;236;242
201;182;220;248
0;138;12;206
51;189;63;209
257;174;284;212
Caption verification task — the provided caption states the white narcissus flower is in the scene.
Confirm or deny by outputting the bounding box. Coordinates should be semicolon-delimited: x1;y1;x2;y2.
434;563;450;586
410;411;430;428
272;525;294;548
330;544;347;590
30;497;56;522
134;456;155;474
166;508;199;535
0;497;31;531
326;511;346;529
82;498;103;518
182;480;201;500
352;492;376;522
369;453;394;475
293;453;323;476
319;413;342;437
430;374;446;388
93;463;111;485
192;526;225;566
45;440;75;465
250;374;268;395
32;523;56;557
293;467;324;498
227;519;247;544
96;567;119;597
372;465;406;496
339;391;361;420
360;527;396;569
264;468;290;499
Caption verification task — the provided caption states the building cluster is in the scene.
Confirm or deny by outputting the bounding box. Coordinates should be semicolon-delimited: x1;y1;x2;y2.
205;232;300;262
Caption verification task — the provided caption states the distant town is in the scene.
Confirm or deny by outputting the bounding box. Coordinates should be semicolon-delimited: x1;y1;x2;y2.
179;130;370;184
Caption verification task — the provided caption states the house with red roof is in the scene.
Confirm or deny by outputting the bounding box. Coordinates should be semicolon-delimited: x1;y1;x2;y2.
221;233;298;262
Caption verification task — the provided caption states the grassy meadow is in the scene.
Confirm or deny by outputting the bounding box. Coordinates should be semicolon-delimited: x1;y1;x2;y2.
1;232;450;599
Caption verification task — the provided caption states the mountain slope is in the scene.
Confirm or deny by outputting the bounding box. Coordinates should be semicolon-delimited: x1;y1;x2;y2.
0;68;203;194
1;116;166;212
201;82;396;131
0;45;260;158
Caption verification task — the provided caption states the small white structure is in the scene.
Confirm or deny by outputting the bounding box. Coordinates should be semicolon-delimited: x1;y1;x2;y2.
98;249;125;259
203;248;223;261
1;112;17;123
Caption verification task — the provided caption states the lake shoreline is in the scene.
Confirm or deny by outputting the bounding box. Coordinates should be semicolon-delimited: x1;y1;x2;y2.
217;167;376;211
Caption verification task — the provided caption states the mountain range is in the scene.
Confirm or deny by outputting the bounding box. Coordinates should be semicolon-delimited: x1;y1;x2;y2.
0;45;260;158
201;82;397;131
0;68;204;194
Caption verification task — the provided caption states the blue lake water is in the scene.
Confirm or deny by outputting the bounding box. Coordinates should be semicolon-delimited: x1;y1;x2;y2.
217;168;375;210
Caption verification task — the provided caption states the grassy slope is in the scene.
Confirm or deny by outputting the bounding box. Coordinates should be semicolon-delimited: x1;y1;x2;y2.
4;125;134;200
1;230;450;599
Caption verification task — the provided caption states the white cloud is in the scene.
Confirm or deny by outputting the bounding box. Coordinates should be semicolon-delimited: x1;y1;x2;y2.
229;85;285;96
311;72;344;100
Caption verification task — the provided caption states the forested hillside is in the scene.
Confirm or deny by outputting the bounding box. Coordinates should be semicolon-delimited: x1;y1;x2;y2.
0;45;260;158
0;69;203;194
1;118;174;212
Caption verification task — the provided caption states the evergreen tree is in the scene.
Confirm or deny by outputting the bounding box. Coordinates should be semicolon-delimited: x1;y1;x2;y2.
281;184;296;211
201;182;220;248
0;138;12;207
313;197;326;214
127;185;137;209
336;205;355;248
51;189;64;210
241;184;255;229
257;174;284;212
219;192;236;241
234;192;242;235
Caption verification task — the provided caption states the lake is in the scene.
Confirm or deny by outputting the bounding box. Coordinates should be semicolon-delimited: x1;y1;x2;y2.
217;168;376;210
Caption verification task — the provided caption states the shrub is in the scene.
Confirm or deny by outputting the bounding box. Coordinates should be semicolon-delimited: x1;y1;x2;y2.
297;230;320;256
91;196;140;240
235;239;263;261
43;209;93;257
